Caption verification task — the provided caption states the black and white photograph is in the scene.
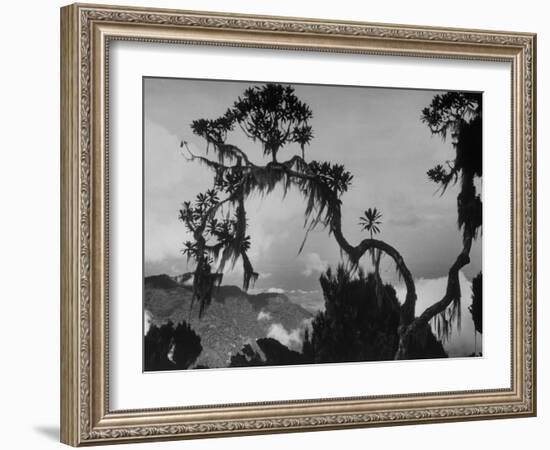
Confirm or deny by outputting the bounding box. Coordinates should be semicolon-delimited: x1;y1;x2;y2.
143;78;483;372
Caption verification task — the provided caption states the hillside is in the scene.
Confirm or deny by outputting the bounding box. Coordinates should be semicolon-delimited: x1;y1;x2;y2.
144;274;313;369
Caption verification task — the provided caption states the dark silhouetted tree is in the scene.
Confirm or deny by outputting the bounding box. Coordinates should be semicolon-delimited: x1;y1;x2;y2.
359;207;382;239
172;321;203;369
144;321;176;371
144;320;203;371
178;83;351;317
469;272;482;334
178;84;481;359
414;92;482;352
257;338;304;365
229;343;264;367
302;265;446;363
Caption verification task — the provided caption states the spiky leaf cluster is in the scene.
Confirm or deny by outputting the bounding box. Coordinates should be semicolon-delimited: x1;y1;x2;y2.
426;163;458;190
191;84;314;163
180;84;360;317
233;84;313;157
423;92;482;239
191;111;235;147
307;161;353;197
179;189;251;260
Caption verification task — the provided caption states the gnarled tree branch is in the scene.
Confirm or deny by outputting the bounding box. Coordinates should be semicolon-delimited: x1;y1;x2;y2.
329;202;418;326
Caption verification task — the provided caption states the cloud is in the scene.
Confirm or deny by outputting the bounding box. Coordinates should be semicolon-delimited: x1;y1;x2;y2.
395;272;479;357
267;323;303;349
144;310;152;335
143;119;206;265
257;310;272;321
387;214;422;227
301;252;329;277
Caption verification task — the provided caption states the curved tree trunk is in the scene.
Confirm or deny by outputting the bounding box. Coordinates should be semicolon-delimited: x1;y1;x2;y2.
330;204;418;328
328;199;473;360
185;149;474;359
394;231;471;359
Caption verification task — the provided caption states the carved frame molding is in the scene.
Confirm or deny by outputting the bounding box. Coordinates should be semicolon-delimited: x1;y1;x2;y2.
60;3;536;446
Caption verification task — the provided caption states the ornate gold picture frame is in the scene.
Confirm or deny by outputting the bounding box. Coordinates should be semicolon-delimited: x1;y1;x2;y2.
60;3;536;446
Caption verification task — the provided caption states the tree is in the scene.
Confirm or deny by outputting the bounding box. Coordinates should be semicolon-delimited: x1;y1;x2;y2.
418;92;482;346
144;321;203;371
302;265;446;363
178;84;482;359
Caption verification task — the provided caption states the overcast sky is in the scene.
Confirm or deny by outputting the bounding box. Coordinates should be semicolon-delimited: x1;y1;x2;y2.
143;77;482;347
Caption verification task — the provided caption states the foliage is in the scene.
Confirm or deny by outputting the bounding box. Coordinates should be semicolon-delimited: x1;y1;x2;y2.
143;322;174;371
190;83;313;163
227;265;447;367
422;92;483;340
144;320;203;371
144;274;180;290
302;265;401;363
301;265;447;362
397;322;448;360
358;207;383;268
432;299;462;343
422;92;482;239
179;84;354;316
229;343;264;367
231;84;314;161
469;272;483;334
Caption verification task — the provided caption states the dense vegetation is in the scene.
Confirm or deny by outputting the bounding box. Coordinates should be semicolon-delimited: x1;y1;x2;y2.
303;266;446;363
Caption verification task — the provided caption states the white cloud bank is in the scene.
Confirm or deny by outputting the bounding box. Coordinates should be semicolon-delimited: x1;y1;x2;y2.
266;287;285;294
267;323;303;349
301;252;329;277
395;272;480;357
